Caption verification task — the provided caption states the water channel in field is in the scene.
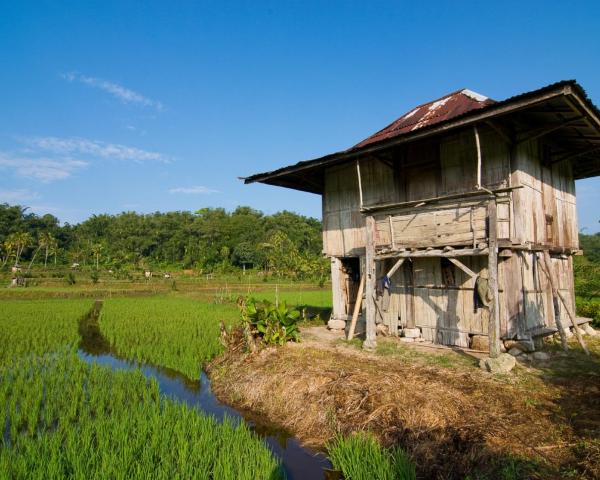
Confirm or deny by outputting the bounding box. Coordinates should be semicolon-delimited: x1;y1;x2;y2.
78;301;339;480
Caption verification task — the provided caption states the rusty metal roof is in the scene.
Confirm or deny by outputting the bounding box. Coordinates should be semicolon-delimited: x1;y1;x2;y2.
353;89;495;149
244;80;600;193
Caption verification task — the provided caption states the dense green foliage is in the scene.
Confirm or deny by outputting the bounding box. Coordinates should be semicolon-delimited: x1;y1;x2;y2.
100;297;240;379
579;232;600;264
0;299;283;479
0;203;326;278
327;431;416;480
241;299;301;345
575;233;600;326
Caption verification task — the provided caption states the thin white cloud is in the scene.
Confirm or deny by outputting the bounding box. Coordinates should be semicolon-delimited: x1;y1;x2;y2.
62;72;163;111
168;186;219;195
24;136;171;164
0;188;40;203
0;154;88;182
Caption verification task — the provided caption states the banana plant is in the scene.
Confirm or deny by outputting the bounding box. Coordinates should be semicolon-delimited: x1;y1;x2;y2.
241;298;301;346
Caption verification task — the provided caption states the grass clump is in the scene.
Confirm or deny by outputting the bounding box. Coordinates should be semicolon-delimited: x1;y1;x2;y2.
327;431;416;480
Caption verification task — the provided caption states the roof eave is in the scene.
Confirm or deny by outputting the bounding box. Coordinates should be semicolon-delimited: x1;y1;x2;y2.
245;81;600;189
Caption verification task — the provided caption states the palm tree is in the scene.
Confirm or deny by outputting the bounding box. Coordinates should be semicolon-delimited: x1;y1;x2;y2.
49;238;59;266
1;238;14;267
90;243;104;269
9;232;31;267
39;232;55;268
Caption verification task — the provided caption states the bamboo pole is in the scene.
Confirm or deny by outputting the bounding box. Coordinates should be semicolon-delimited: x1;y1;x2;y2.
347;274;365;341
363;215;377;350
487;200;501;358
541;251;589;355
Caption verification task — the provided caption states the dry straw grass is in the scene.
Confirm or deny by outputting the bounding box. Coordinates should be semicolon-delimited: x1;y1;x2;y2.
209;334;600;479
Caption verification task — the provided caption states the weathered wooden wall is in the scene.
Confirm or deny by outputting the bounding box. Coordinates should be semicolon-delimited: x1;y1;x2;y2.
323;125;512;256
511;140;578;249
375;252;574;344
323;125;578;347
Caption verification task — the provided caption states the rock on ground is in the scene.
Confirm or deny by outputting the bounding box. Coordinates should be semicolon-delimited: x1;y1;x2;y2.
504;339;535;353
508;347;522;357
327;319;346;330
402;328;421;339
532;351;551;362
470;335;489;351
479;353;516;374
583;323;598;336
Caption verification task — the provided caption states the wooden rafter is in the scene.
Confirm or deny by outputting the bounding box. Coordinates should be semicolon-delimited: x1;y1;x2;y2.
516;116;584;145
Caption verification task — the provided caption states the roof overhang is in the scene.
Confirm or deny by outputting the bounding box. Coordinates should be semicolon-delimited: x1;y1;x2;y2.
243;81;600;194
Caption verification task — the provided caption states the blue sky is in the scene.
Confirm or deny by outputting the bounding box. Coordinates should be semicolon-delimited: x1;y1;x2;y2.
0;1;599;232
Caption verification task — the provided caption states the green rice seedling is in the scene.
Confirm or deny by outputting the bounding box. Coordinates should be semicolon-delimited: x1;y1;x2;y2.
0;298;282;479
0;353;283;479
327;431;416;480
0;299;91;362
99;297;240;378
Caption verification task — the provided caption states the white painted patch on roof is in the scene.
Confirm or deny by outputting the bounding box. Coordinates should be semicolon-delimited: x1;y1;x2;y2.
461;89;488;102
428;96;451;111
402;107;420;120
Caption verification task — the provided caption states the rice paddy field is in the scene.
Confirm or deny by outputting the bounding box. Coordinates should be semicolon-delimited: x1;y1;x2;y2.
99;297;240;379
0;298;284;479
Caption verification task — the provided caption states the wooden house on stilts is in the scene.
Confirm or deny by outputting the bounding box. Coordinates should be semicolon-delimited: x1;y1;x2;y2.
245;81;600;356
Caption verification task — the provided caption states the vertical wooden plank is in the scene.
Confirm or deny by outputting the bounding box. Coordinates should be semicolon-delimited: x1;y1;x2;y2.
364;215;377;350
488;200;501;358
404;260;415;328
330;257;346;320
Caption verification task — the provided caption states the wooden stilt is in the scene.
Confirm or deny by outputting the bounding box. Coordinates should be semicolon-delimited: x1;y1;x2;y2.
363;215;377;350
347;274;365;340
487;200;501;358
541;251;589;355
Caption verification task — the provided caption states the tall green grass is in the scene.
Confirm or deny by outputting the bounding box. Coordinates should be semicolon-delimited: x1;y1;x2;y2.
100;297;240;379
327;431;416;480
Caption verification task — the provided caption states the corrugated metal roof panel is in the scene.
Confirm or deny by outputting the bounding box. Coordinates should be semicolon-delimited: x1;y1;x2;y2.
353;89;495;149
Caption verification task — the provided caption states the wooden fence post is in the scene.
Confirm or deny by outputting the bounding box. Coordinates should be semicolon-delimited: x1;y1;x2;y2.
364;215;377;350
488;200;501;358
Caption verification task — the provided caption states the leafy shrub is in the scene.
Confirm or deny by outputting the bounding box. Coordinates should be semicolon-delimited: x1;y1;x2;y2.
577;299;600;328
90;270;99;284
240;298;300;346
327;431;416;480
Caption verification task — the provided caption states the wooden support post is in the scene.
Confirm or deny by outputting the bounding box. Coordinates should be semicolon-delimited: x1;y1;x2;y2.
448;258;477;278
330;257;346;321
538;252;569;351
347;274;365;340
541;251;589;355
356;160;364;209
388;215;396;250
386;258;405;279
363;215;377;350
487;200;501;358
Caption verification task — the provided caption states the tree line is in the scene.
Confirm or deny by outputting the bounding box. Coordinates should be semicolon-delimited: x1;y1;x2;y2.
0;204;328;279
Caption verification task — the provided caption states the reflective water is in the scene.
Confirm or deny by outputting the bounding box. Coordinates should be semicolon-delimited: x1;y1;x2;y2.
78;301;337;479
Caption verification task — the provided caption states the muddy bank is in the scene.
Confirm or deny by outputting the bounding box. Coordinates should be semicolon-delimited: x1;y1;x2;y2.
208;332;600;479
